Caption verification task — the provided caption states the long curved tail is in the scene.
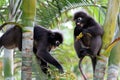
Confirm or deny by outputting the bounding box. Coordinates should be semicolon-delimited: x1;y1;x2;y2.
79;58;87;80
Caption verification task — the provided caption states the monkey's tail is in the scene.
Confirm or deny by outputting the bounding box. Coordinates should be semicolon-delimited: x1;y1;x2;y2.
79;58;87;80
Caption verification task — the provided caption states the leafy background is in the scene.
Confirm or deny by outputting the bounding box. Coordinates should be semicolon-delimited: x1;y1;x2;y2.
0;0;120;80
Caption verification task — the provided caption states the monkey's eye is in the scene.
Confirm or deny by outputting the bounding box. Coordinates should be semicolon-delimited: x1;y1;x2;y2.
55;41;60;46
77;17;82;21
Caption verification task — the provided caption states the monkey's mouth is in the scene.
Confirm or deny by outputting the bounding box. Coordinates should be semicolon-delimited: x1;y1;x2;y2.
77;22;81;25
51;46;57;50
77;23;83;27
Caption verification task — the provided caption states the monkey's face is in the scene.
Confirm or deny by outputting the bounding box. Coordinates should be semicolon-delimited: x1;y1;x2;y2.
50;40;61;50
75;17;84;27
53;32;63;45
50;39;63;50
49;32;63;50
74;11;88;27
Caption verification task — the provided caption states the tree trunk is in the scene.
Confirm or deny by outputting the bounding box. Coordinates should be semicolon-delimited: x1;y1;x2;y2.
94;0;120;80
21;0;36;80
107;29;120;80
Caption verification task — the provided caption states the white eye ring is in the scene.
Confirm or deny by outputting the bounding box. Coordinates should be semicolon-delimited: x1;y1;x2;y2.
78;17;82;21
56;41;60;46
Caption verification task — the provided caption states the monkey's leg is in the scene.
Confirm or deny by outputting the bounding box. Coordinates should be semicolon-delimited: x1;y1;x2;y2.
90;36;102;73
0;38;2;48
0;26;22;50
35;55;49;75
33;47;49;74
40;59;49;74
90;36;102;57
37;49;64;73
14;26;22;51
0;27;16;49
79;48;92;56
91;57;97;72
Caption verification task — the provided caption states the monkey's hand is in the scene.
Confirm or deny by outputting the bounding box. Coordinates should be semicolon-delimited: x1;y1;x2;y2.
59;67;64;73
82;29;92;37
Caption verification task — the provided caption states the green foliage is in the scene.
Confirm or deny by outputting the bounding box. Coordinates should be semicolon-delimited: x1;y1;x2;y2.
104;38;120;57
0;0;8;24
36;0;107;28
0;0;6;7
1;0;119;79
109;42;120;66
3;58;12;77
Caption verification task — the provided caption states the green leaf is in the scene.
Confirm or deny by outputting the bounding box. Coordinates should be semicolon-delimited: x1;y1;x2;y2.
103;37;120;57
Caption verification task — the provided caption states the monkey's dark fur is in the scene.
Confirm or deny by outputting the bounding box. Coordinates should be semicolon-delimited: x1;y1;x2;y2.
0;25;64;74
33;25;64;74
0;26;22;51
73;11;103;79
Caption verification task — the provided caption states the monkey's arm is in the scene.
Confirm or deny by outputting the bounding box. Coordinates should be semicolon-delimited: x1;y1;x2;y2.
74;26;82;37
33;46;48;74
36;43;64;73
83;25;103;36
90;36;102;56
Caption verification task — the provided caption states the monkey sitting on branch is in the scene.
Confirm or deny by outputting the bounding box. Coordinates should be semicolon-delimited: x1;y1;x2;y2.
73;11;104;80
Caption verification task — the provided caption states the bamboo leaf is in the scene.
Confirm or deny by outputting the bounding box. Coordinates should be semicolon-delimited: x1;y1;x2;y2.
103;37;120;57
